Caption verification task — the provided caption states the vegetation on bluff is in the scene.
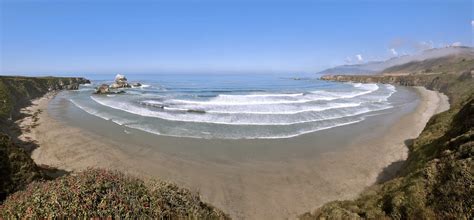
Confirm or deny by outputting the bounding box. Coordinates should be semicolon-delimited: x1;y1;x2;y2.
306;58;473;219
0;76;228;218
0;133;44;202
0;76;89;120
1;168;228;219
0;76;89;202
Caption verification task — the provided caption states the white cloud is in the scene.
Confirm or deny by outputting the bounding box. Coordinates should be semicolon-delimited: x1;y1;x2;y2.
451;42;462;47
355;54;363;62
389;48;398;56
472;20;474;27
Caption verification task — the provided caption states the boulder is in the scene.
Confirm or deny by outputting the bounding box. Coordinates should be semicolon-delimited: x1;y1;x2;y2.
132;82;142;87
94;84;111;94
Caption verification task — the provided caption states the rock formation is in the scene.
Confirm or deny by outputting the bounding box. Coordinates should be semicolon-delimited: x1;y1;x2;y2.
94;84;111;94
110;74;131;89
94;74;144;94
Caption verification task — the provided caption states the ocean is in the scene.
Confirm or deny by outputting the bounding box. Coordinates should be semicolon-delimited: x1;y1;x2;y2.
59;73;406;139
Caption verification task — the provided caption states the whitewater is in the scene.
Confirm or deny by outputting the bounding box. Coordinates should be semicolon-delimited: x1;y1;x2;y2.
64;73;400;139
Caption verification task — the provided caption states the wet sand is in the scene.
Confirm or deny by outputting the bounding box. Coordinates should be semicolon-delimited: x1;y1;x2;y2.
24;86;449;219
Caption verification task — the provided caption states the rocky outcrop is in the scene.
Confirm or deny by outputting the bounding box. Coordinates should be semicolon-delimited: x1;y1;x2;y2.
94;84;111;94
94;74;144;94
94;84;125;95
110;74;131;89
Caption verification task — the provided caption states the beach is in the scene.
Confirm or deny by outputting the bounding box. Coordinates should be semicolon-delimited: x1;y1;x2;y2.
22;86;449;219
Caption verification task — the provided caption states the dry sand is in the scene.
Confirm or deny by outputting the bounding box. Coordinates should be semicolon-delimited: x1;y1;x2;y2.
22;87;449;219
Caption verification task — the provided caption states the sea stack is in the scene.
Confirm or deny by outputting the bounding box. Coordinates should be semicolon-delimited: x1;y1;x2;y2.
110;74;131;89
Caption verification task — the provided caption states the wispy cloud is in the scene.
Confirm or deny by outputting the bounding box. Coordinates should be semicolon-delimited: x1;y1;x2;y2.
355;54;363;62
414;41;434;51
472;20;474;27
389;48;398;56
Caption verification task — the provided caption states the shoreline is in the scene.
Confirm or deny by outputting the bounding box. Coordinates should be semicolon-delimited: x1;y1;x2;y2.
24;86;449;219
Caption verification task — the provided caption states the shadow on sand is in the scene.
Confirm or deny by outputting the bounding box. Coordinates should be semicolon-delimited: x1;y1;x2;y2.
375;138;414;183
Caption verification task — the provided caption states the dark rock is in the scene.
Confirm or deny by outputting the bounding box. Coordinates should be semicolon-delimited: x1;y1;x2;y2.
94;84;111;94
187;109;206;114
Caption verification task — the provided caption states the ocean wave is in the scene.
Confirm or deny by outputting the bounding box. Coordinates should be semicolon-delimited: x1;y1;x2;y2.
91;95;392;125
166;86;379;106
140;100;365;115
67;80;402;139
122;116;369;139
69;98;111;121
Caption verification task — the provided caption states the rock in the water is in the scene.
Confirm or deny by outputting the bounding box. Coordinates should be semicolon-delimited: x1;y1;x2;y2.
110;74;131;89
95;84;111;94
132;82;142;87
94;84;126;94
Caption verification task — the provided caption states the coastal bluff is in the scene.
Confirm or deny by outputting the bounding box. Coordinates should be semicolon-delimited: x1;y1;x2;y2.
0;76;228;219
321;72;473;104
303;73;473;219
0;76;90;120
0;76;91;202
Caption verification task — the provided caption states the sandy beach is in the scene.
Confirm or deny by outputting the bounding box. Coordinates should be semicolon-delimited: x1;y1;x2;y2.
21;86;449;219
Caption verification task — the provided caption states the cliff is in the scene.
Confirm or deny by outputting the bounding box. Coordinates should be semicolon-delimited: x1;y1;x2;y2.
0;76;90;122
304;73;473;219
0;76;90;201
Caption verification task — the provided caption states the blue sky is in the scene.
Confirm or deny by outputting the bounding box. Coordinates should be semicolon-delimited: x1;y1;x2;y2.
1;0;472;75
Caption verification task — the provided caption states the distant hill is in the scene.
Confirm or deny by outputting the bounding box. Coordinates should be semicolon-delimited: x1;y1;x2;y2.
382;54;474;75
318;46;474;75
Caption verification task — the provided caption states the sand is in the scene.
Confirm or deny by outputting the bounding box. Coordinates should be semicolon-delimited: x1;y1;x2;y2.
23;87;449;219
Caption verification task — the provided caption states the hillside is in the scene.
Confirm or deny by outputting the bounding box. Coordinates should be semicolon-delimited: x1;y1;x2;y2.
0;76;228;218
1;169;228;219
0;76;89;201
318;46;474;75
310;60;474;218
0;76;90;122
382;55;474;75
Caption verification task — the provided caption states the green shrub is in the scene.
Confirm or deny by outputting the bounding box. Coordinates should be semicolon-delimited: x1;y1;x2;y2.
0;168;229;219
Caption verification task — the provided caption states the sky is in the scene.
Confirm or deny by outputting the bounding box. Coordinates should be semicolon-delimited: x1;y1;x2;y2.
0;0;472;75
